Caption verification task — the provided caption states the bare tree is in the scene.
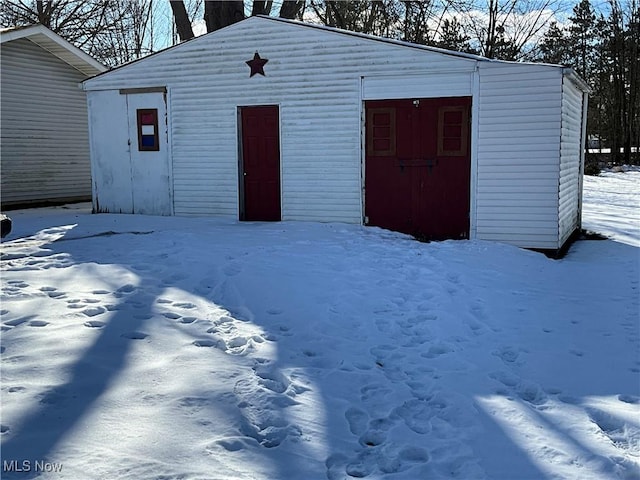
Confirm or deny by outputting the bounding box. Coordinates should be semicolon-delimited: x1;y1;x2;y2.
280;1;306;19
309;0;401;37
91;0;155;67
204;1;244;33
170;0;195;41
167;0;306;41
0;0;162;66
1;0;124;49
461;0;562;60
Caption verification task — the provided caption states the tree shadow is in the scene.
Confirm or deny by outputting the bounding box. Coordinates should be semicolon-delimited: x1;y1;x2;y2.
1;280;154;478
1;219;637;479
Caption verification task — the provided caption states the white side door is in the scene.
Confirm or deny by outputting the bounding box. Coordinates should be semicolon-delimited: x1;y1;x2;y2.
126;92;172;215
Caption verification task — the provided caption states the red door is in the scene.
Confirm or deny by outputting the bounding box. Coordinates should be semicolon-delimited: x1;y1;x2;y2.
240;105;281;221
365;97;471;240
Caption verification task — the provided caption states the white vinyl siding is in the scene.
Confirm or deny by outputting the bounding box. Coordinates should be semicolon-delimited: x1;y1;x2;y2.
1;38;92;206
362;71;474;100
558;77;585;246
84;17;588;251
475;63;563;250
85;18;475;223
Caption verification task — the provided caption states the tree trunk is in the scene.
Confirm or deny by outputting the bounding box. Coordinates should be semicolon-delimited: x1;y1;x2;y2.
204;1;245;32
169;1;194;41
279;0;305;19
36;0;54;27
252;0;273;16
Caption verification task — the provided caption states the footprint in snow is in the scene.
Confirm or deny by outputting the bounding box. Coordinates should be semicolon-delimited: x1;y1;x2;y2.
543;387;563;395
399;446;430;463
162;312;182;320
421;342;454;358
156;298;172;304
516;381;548;406
489;370;520;388
1;425;10;434
586;407;639;455
82;306;106;317
28;320;48;327
325;454;350;480
84;320;105;329
558;394;580;405
92;290;110;295
121;331;149;340
173;302;196;309
619;394;640;404
193;339;224;348
394;399;433;434
359;427;388;448
0;309;9;316
40;286;65;299
237;413;301;448
116;284;136;294
178;316;197;324
208;436;260;453
3;317;31;327
345;407;369;435
360;384;394;404
253;366;290;394
493;346;521;364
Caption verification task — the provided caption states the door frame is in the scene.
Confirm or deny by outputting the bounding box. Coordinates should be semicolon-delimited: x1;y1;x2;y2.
360;72;480;239
361;96;474;239
236;104;282;221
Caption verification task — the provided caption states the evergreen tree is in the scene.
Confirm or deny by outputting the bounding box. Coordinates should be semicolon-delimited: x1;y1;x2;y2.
568;0;596;78
539;21;570;64
436;17;478;54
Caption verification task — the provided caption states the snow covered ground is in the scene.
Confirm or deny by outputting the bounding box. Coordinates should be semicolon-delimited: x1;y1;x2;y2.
582;168;640;247
1;172;638;480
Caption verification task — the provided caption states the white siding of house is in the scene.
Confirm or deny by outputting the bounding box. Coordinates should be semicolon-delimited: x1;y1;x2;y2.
1;38;92;206
558;76;585;246
362;71;473;100
475;63;563;250
84;17;475;223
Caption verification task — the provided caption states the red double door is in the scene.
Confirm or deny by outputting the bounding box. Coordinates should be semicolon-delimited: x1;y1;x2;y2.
365;97;471;240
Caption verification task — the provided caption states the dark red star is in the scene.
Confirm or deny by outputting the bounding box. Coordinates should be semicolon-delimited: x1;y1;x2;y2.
246;52;268;77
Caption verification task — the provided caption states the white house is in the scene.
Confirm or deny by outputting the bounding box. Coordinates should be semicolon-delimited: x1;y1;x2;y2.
1;24;106;208
83;16;588;253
